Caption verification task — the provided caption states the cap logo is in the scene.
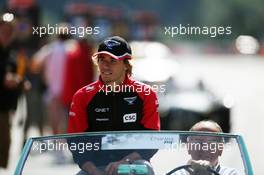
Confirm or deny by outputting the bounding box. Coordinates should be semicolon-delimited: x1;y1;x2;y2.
104;39;121;50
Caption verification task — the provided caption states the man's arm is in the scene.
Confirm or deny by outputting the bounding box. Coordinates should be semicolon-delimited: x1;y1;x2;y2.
67;88;100;174
82;161;105;175
67;136;104;175
68;89;89;133
139;87;160;130
104;152;143;175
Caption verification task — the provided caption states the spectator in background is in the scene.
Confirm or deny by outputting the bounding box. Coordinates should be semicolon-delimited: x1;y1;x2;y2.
0;20;22;169
32;27;69;135
22;47;46;146
61;38;94;110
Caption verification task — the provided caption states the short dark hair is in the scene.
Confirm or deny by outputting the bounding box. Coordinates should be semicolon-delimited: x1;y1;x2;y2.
124;59;132;77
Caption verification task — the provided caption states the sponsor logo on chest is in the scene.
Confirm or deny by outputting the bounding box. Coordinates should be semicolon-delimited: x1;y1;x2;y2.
95;108;110;113
123;113;137;123
123;96;137;105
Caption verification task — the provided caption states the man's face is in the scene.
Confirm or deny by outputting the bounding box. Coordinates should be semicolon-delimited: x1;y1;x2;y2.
97;54;127;84
187;135;223;162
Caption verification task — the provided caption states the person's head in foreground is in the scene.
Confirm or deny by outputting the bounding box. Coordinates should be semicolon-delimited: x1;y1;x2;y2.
182;120;241;175
92;36;132;86
188;120;223;164
186;120;225;174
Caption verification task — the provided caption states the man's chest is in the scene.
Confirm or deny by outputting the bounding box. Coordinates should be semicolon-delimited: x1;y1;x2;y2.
86;92;144;130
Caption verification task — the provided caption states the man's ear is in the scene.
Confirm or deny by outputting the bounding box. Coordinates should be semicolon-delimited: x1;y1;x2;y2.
124;65;128;70
217;147;223;156
217;141;225;156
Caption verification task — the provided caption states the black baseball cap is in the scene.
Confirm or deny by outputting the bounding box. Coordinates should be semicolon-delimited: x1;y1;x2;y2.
92;36;132;60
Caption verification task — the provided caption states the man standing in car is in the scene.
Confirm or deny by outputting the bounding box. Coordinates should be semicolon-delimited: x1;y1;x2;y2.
67;36;160;175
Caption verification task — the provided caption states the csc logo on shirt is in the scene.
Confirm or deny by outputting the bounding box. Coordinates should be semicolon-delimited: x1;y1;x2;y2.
123;113;137;123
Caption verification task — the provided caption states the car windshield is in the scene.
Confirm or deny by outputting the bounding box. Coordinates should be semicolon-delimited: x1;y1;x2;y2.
15;131;251;175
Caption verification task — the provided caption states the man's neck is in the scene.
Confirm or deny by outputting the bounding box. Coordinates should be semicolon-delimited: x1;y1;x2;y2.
103;75;127;87
211;160;219;169
103;76;128;92
106;81;121;87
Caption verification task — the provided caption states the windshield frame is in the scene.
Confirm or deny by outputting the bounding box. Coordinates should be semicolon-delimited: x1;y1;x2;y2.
14;131;253;175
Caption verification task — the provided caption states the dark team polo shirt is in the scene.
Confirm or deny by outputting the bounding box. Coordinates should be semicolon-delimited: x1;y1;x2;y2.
68;76;160;133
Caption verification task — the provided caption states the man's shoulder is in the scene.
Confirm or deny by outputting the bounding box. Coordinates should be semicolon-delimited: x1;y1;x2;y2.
75;81;101;96
126;78;158;99
129;78;152;89
219;165;241;175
